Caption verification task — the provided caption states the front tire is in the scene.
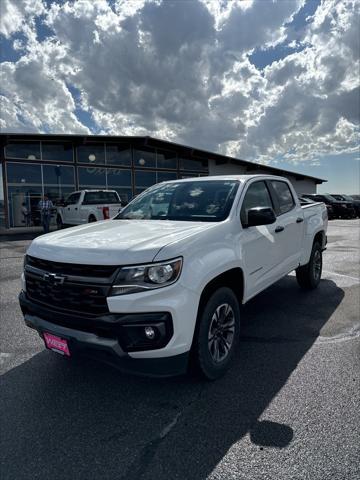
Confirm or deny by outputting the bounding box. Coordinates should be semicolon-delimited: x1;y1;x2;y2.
192;287;240;380
296;242;322;290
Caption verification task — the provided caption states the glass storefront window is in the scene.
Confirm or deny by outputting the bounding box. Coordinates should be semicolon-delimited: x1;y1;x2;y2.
41;142;74;162
107;168;132;205
135;170;157;188
157;171;177;182
78;167;106;187
43;165;75;205
106;168;132;187
106;144;132;166
6;162;43;228
7;186;43;228
43;165;75;185
110;188;133;204
5;142;41;160
77;144;105;164
133;147;156;168
6;162;42;184
179;157;208;171
0;164;5;228
156;149;177;169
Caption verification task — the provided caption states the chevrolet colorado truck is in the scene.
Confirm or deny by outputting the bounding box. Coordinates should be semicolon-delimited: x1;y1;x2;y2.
56;190;122;227
20;175;327;379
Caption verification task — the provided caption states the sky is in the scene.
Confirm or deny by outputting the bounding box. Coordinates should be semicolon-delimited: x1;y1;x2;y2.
0;0;359;193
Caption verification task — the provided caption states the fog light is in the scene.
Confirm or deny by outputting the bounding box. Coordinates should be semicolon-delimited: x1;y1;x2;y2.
144;326;156;340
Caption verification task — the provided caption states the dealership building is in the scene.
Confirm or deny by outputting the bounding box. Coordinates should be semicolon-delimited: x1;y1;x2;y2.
0;133;326;230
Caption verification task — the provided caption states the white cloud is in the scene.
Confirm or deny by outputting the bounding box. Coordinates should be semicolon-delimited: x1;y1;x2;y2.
0;0;359;166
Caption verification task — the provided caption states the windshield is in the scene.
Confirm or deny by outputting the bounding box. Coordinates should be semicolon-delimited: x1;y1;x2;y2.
116;180;239;222
331;194;345;201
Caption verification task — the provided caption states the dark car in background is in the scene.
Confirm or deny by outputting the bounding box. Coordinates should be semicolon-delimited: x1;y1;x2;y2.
299;195;335;219
301;194;355;219
331;194;360;217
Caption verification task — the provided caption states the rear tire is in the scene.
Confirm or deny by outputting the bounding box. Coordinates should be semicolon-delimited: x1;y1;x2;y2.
296;242;322;290
88;215;97;223
192;287;240;380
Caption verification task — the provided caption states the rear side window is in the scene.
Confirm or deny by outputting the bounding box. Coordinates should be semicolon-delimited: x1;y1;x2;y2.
241;181;273;225
271;181;295;215
83;191;120;204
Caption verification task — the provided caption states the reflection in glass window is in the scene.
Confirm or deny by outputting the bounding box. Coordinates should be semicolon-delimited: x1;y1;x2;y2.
133;147;156;168
77;144;105;164
157;171;177;183
241;181;273;226
46;187;75;206
179;157;208;171
106;144;132;166
6;162;42;184
111;187;132;204
156;150;177;169
0;166;5;228
43;165;75;185
135;170;157;188
117;181;239;222
7;186;42;228
271;181;295;214
43;165;75;205
5;142;41;160
106;169;132;187
41;142;74;162
78;167;106;187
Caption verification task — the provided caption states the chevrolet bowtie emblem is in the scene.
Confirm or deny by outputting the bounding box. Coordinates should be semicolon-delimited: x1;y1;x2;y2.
43;273;66;285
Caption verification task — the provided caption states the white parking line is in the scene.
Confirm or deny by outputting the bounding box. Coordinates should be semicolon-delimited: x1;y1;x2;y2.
322;270;360;281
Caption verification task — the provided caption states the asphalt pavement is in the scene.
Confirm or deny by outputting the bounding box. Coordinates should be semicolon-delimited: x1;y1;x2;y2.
1;220;359;480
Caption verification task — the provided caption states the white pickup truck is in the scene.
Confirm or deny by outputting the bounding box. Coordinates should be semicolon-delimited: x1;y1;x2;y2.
20;175;327;379
56;190;122;227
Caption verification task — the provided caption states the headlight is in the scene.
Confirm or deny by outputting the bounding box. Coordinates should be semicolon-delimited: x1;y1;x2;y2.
110;257;182;296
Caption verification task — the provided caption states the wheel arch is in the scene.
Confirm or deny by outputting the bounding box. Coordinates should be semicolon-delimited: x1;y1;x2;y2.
314;230;326;249
196;268;244;322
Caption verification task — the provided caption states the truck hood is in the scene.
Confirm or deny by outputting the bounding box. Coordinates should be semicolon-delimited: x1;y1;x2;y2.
27;219;216;265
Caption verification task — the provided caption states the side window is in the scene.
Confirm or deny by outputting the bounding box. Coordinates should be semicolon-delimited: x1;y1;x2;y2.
271;181;295;215
66;193;80;205
241;181;273;226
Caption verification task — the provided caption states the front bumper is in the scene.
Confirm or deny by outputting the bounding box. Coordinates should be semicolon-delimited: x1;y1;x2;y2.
19;292;189;377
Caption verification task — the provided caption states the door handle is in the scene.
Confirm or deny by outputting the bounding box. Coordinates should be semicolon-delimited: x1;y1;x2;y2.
296;217;304;223
275;226;284;233
75;208;78;210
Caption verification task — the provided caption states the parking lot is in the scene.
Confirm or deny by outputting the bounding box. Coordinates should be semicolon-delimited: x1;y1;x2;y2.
1;220;359;480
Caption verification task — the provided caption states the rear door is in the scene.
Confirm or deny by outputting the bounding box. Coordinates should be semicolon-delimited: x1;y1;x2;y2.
268;180;304;274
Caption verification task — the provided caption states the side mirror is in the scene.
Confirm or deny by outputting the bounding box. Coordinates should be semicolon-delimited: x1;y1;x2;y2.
246;207;276;227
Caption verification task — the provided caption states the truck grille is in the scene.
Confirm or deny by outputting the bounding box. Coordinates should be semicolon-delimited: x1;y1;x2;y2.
26;255;117;278
24;257;118;315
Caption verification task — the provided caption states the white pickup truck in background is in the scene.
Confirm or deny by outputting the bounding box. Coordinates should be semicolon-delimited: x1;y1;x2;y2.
56;190;122;227
20;175;327;379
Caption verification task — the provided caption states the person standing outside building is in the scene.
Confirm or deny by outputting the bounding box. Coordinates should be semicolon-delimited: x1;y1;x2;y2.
38;194;54;234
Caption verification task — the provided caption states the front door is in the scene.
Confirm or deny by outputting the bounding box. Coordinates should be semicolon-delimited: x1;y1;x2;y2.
239;180;280;300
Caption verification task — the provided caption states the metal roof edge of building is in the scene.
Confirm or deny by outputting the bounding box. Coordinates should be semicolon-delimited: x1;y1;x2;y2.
0;132;327;184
